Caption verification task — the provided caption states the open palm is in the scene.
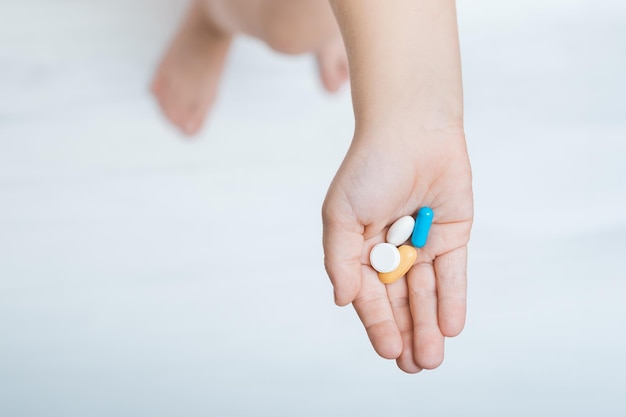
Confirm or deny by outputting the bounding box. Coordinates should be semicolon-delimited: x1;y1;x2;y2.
322;128;473;373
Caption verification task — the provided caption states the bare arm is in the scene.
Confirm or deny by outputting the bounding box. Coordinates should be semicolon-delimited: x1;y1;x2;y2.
323;0;472;373
330;0;463;133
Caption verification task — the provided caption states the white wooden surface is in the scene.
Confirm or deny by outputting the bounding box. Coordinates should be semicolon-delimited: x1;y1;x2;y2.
1;1;625;416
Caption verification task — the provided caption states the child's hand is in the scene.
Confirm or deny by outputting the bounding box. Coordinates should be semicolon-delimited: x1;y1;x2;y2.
322;127;473;373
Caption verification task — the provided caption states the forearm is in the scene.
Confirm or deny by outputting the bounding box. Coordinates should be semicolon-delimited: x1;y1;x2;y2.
329;0;464;133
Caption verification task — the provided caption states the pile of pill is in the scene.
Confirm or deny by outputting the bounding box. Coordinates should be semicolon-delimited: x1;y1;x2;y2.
369;207;433;284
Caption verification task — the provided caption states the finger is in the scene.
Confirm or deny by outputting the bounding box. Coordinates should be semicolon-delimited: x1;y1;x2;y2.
408;262;445;370
386;277;422;374
421;221;471;260
434;245;468;337
322;204;364;306
353;266;403;359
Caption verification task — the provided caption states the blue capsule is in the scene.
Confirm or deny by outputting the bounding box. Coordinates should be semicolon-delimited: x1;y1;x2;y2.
411;207;433;248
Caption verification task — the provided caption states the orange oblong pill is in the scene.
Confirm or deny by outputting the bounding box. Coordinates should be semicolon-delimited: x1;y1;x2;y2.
377;245;417;284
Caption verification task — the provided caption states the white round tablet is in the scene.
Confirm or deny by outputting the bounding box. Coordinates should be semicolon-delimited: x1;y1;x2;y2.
386;215;416;246
369;243;401;273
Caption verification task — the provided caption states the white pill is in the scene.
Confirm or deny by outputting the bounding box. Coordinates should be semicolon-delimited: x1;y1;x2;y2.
370;243;401;273
386;215;416;246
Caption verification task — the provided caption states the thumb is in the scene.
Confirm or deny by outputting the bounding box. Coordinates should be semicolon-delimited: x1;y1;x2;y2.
322;198;364;306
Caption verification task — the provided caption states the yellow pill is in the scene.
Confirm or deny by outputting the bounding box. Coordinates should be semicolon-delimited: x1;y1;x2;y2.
377;245;417;284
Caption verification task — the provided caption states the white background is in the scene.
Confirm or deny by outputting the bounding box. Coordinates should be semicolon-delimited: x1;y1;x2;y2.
1;0;625;415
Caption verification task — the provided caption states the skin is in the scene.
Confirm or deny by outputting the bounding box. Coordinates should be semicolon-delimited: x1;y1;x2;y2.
323;127;472;372
324;0;473;373
151;0;348;136
151;0;473;373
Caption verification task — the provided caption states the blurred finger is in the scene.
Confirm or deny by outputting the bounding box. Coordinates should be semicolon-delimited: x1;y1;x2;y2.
353;266;403;359
408;262;445;369
434;245;468;337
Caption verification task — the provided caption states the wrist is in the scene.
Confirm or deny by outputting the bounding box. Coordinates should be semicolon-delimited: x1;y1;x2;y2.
352;100;464;138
